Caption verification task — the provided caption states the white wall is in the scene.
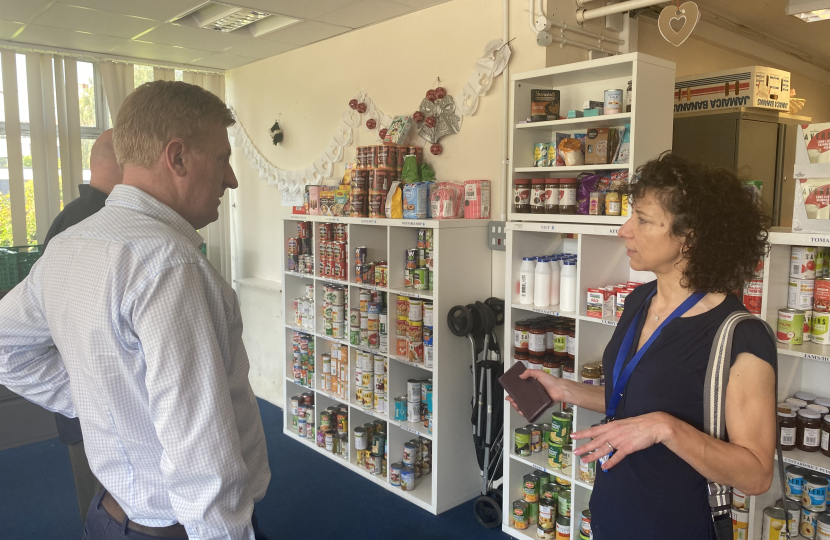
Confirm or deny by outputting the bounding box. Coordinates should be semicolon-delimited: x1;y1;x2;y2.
226;0;551;406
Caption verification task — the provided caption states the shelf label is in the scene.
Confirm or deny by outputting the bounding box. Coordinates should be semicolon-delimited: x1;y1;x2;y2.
397;290;422;299
540;225;555;231
360;219;378;225
810;237;830;245
804;353;830;363
530;463;548;473
534;308;560;316
609;228;619;235
402;220;428;227
323;217;343;223
783;456;830;476
601;319;618;327
399;424;427;437
795;171;807;179
514;224;523;229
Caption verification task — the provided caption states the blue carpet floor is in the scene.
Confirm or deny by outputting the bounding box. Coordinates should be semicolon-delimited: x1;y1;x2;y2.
0;398;508;540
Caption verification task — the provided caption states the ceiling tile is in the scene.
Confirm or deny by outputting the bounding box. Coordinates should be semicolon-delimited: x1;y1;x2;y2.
0;0;52;23
109;40;210;64
393;0;450;7
32;4;159;40
13;25;127;54
221;0;359;20
313;0;415;29
220;39;299;59
258;20;351;46
139;23;253;53
189;53;251;70
0;21;23;40
55;0;200;22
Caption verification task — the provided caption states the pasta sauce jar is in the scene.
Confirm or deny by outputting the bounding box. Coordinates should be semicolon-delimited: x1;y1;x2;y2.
515;321;530;353
797;409;822;452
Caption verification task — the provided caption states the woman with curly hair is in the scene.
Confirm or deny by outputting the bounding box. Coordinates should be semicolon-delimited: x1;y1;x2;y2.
507;152;776;539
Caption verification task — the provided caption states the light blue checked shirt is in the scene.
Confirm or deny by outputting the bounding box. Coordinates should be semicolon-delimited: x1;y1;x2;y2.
0;185;270;539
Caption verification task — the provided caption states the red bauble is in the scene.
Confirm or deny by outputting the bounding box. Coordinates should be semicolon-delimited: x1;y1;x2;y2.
366;118;377;130
425;116;437;128
430;143;443;155
434;87;446;99
378;128;388;139
357;102;367;114
349;99;359;110
413;111;425;123
426;89;437;102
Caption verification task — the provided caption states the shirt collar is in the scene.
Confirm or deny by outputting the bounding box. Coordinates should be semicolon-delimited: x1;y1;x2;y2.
105;185;205;248
79;184;109;205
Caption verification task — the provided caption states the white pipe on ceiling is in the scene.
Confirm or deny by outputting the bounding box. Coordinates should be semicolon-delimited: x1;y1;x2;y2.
577;0;666;23
550;20;625;45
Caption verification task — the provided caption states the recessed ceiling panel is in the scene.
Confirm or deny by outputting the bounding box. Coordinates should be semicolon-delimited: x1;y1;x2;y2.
189;52;252;69
55;0;202;22
313;0;415;29
222;0;359;20
0;21;24;40
393;0;450;8
221;39;299;58
0;0;52;23
14;25;127;54
258;19;350;46
109;40;210;64
139;23;253;52
32;4;159;39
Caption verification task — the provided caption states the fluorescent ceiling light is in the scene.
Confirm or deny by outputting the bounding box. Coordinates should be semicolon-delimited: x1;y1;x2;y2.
175;3;299;34
787;0;830;21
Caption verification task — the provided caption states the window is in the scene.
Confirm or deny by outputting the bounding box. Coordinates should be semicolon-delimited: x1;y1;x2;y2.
0;55;109;246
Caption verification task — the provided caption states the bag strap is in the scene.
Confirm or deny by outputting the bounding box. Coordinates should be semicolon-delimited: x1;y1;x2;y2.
704;311;789;539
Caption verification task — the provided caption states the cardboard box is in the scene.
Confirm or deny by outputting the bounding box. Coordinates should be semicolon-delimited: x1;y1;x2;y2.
584;128;618;165
674;66;791;113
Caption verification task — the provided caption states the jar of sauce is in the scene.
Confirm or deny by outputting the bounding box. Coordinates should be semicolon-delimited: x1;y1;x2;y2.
553;326;568;358
514;179;531;213
562;361;575;382
515;353;529;368
567;327;576;360
546;323;556;354
531;179;547;214
581;366;601;385
808;404;830;415
797;409;822;452
787;397;808;410
816;397;830;409
605;191;621;216
559;178;577;214
545;179;559;214
529;326;547;357
544;357;562;378
779;410;796;451
514;321;530;353
528;356;544;370
796;391;817;405
822;415;830;457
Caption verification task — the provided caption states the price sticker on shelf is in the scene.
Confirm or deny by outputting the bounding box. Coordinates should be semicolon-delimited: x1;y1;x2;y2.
360;219;377;225
609;228;619;235
531;463;547;473
402;220;427;227
540;225;555;231
601;319;618;327
805;353;830;363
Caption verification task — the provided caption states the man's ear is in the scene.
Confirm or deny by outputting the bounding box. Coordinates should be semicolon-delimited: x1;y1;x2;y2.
164;139;187;178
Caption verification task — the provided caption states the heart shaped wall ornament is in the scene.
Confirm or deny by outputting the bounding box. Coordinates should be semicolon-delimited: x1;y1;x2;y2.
659;2;700;47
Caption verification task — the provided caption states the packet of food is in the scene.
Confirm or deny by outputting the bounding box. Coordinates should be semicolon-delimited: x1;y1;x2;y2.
559;138;585;166
401;155;420;183
386;181;403;219
403;182;430;219
430;181;464;219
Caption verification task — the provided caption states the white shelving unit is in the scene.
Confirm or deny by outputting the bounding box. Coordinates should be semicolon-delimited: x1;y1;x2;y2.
500;222;830;539
280;213;491;514
508;53;676;225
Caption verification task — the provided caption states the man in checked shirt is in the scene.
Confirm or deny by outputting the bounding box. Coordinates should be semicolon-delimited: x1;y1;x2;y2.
0;81;271;540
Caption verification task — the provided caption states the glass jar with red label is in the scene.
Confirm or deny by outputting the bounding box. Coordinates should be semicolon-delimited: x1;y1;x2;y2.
531;179;547;214
514;179;531;213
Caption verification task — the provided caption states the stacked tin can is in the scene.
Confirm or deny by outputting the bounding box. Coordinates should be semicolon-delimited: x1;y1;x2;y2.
390;437;432;491
318;222;348;281
395;296;433;367
350;145;421;218
404;228;434;291
351;289;385;350
322;343;348;401
321;285;347;339
355;419;388;477
291;331;315;389
778;246;830;347
354;350;388;415
316;404;349;460
292;283;315;330
512;469;573;538
354;246;389;289
741;259;765;315
291;392;315;440
287;221;313;274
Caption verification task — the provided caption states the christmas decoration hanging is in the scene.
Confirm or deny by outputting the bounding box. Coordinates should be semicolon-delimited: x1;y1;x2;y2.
269;120;283;145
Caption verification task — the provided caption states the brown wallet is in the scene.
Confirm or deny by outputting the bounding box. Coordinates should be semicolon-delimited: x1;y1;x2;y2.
499;361;552;423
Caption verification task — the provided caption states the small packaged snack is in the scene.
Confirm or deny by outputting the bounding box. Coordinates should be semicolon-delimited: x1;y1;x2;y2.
559;138;585;166
384;116;413;146
403;182;430;219
430;181;464;219
386;181;403;219
463;180;490;219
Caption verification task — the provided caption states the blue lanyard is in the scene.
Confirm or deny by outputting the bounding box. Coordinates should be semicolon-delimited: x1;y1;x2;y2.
605;289;706;420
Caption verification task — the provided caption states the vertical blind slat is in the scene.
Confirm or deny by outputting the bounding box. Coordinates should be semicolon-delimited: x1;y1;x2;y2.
54;57;73;205
1;50;27;246
26;52;51;243
63;58;83;201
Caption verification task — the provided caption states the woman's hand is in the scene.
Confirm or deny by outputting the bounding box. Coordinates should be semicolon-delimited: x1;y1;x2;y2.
571;412;676;471
505;370;566;416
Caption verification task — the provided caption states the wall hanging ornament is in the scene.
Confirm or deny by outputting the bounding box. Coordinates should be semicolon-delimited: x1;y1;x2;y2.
659;0;700;47
229;38;511;194
269;120;283;145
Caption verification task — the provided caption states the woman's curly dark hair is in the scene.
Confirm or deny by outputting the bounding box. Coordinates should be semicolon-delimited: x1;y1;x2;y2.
624;152;770;294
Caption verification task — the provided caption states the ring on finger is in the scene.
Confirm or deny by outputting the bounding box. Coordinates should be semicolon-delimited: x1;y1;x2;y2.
605;442;614;455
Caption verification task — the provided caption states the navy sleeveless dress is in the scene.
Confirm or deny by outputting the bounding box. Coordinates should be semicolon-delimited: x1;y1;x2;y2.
589;281;776;540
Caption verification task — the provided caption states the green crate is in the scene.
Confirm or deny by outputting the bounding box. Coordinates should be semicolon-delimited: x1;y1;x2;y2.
0;245;44;290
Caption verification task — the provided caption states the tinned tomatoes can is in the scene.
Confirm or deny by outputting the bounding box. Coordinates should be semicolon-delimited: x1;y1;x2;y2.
816;279;830;312
778;308;805;345
792;246;818;279
789;278;815;311
743;279;763;315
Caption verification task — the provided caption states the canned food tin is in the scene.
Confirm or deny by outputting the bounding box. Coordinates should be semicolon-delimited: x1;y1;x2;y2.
802;506;820;539
407;400;421;422
401;465;415;491
403;442;417;465
394;396;407;421
515;428;532;457
805;310;815;342
557;489;571;518
603;89;624;114
562;444;573;469
513;500;529;530
413;268;429;290
813;313;830;344
548;444;564;469
423;303;434;327
337;411;348;434
792;246;818;279
789;278;815;310
550;412;573;445
816;279;830;312
407;379;421;402
534;143;550;167
581;509;591;537
408;299;423;321
523;473;540;503
804;474;828;511
778;308;805;345
555;515;570;540
743;279;763;315
817;513;830;540
537;525;555;540
539;497;556;529
731;507;749;529
776;498;801;536
529;424;542;453
579;457;596;483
